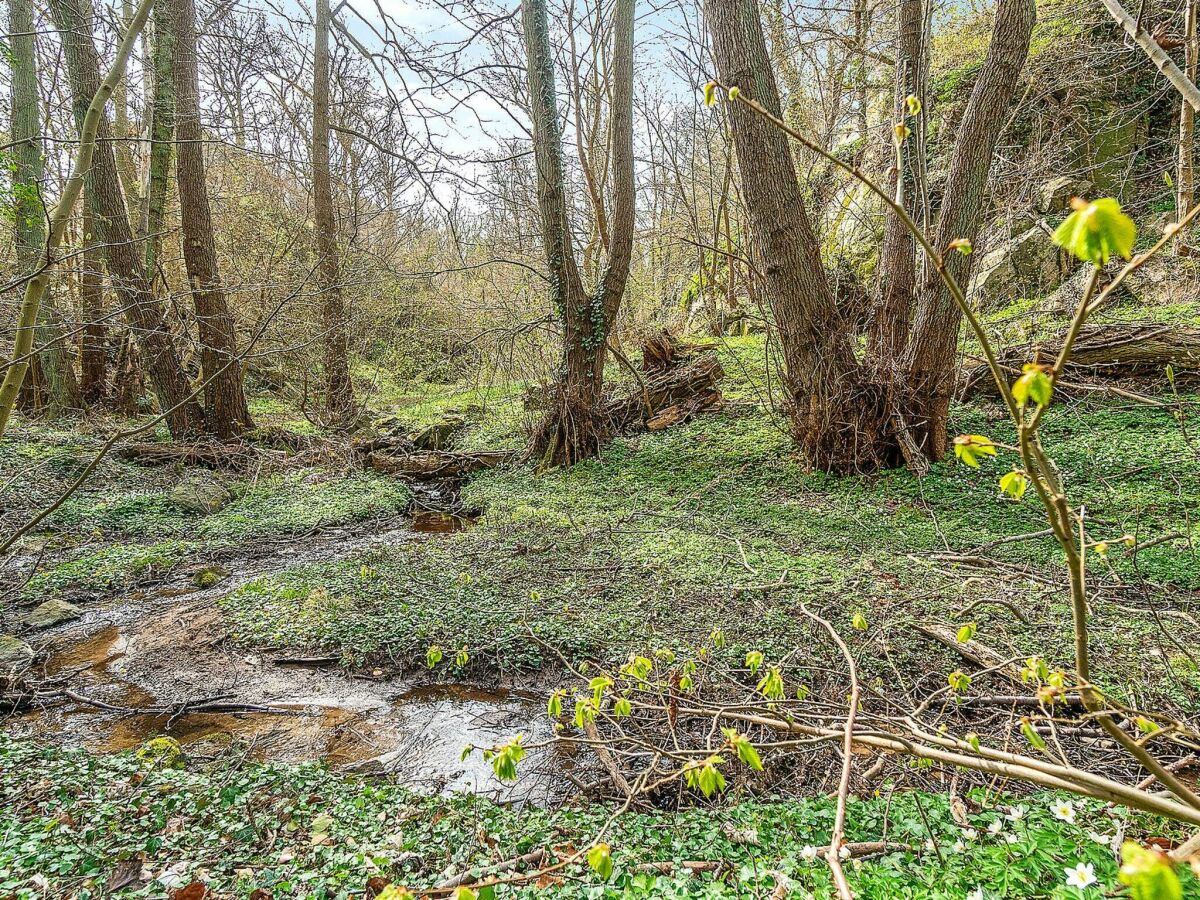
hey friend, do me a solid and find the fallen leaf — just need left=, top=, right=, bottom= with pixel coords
left=169, top=883, right=210, bottom=900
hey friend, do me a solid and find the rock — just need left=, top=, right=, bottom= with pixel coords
left=191, top=565, right=230, bottom=588
left=21, top=599, right=81, bottom=629
left=0, top=635, right=35, bottom=672
left=970, top=224, right=1069, bottom=310
left=169, top=473, right=234, bottom=515
left=1037, top=176, right=1094, bottom=214
left=410, top=416, right=467, bottom=451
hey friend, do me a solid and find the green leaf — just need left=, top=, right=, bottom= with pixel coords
left=703, top=82, right=718, bottom=107
left=745, top=650, right=764, bottom=674
left=426, top=645, right=443, bottom=669
left=1013, top=365, right=1053, bottom=408
left=952, top=435, right=996, bottom=468
left=955, top=623, right=977, bottom=644
left=723, top=729, right=764, bottom=771
left=547, top=690, right=564, bottom=719
left=1020, top=717, right=1047, bottom=751
left=851, top=612, right=869, bottom=631
left=1052, top=197, right=1137, bottom=266
left=613, top=696, right=632, bottom=718
left=1119, top=842, right=1182, bottom=900
left=756, top=666, right=785, bottom=700
left=999, top=470, right=1028, bottom=500
left=947, top=670, right=972, bottom=693
left=684, top=755, right=727, bottom=796
left=587, top=843, right=614, bottom=880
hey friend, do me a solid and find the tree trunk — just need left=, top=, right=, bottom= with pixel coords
left=903, top=0, right=1035, bottom=459
left=705, top=0, right=891, bottom=472
left=524, top=0, right=637, bottom=467
left=79, top=203, right=109, bottom=404
left=143, top=0, right=175, bottom=279
left=173, top=0, right=253, bottom=437
left=868, top=0, right=927, bottom=371
left=48, top=0, right=205, bottom=437
left=1179, top=0, right=1198, bottom=255
left=312, top=0, right=355, bottom=425
left=8, top=0, right=82, bottom=417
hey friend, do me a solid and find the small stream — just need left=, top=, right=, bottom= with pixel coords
left=3, top=516, right=578, bottom=806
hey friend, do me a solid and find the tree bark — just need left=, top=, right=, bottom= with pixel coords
left=173, top=0, right=253, bottom=436
left=79, top=203, right=109, bottom=404
left=1179, top=0, right=1198, bottom=255
left=312, top=0, right=356, bottom=425
left=143, top=0, right=176, bottom=279
left=868, top=0, right=927, bottom=370
left=903, top=0, right=1035, bottom=459
left=48, top=0, right=205, bottom=437
left=705, top=0, right=890, bottom=472
left=8, top=0, right=82, bottom=417
left=0, top=0, right=153, bottom=435
left=524, top=0, right=637, bottom=467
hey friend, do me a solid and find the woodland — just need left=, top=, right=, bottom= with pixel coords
left=2, top=0, right=1200, bottom=897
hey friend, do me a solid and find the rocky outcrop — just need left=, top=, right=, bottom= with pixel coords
left=21, top=599, right=81, bottom=629
left=970, top=223, right=1069, bottom=310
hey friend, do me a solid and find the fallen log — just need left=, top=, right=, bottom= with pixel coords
left=605, top=337, right=725, bottom=432
left=963, top=324, right=1200, bottom=397
left=366, top=448, right=516, bottom=479
left=116, top=441, right=267, bottom=471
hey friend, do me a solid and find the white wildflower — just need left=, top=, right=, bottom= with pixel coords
left=967, top=889, right=985, bottom=900
left=963, top=828, right=979, bottom=841
left=1052, top=800, right=1077, bottom=824
left=1004, top=833, right=1019, bottom=844
left=987, top=819, right=1004, bottom=835
left=1086, top=831, right=1111, bottom=846
left=838, top=845, right=852, bottom=860
left=1005, top=806, right=1026, bottom=822
left=800, top=845, right=820, bottom=862
left=1064, top=862, right=1096, bottom=889
left=953, top=840, right=967, bottom=853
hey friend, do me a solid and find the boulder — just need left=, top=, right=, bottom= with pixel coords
left=410, top=416, right=467, bottom=451
left=1037, top=176, right=1094, bottom=214
left=21, top=599, right=81, bottom=629
left=169, top=473, right=234, bottom=515
left=970, top=224, right=1069, bottom=310
left=0, top=635, right=34, bottom=673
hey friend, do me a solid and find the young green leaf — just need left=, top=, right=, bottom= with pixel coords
left=1012, top=364, right=1053, bottom=408
left=952, top=434, right=997, bottom=468
left=1052, top=196, right=1137, bottom=266
left=745, top=650, right=764, bottom=674
left=587, top=843, right=614, bottom=880
left=703, top=81, right=718, bottom=107
left=1119, top=841, right=1183, bottom=900
left=955, top=623, right=977, bottom=644
left=426, top=645, right=443, bottom=669
left=999, top=470, right=1028, bottom=500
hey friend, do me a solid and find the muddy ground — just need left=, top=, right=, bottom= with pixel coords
left=3, top=515, right=576, bottom=806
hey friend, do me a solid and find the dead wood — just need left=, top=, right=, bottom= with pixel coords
left=582, top=718, right=635, bottom=799
left=116, top=440, right=267, bottom=471
left=963, top=324, right=1200, bottom=396
left=909, top=623, right=1024, bottom=685
left=434, top=848, right=549, bottom=890
left=605, top=339, right=725, bottom=431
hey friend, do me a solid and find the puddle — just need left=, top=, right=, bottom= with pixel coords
left=411, top=511, right=475, bottom=533
left=7, top=614, right=573, bottom=806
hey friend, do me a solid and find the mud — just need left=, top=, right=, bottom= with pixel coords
left=3, top=518, right=576, bottom=806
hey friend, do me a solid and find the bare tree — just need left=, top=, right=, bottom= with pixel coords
left=48, top=0, right=206, bottom=437
left=523, top=0, right=636, bottom=466
left=313, top=0, right=356, bottom=424
left=705, top=0, right=1035, bottom=472
left=173, top=0, right=254, bottom=435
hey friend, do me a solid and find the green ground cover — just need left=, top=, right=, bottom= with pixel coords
left=3, top=737, right=1194, bottom=900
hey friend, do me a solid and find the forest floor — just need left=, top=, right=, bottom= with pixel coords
left=2, top=334, right=1199, bottom=898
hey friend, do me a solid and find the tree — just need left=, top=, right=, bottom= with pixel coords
left=48, top=0, right=206, bottom=438
left=173, top=0, right=254, bottom=436
left=312, top=0, right=356, bottom=425
left=0, top=0, right=154, bottom=435
left=7, top=0, right=82, bottom=418
left=704, top=0, right=1035, bottom=472
left=522, top=0, right=636, bottom=466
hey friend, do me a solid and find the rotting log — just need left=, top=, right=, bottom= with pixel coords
left=963, top=324, right=1200, bottom=396
left=605, top=334, right=725, bottom=432
left=116, top=441, right=267, bottom=471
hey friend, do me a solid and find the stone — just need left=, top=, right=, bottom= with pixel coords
left=0, top=635, right=34, bottom=673
left=970, top=224, right=1069, bottom=310
left=1037, top=176, right=1093, bottom=214
left=169, top=473, right=234, bottom=515
left=21, top=599, right=81, bottom=629
left=410, top=416, right=467, bottom=451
